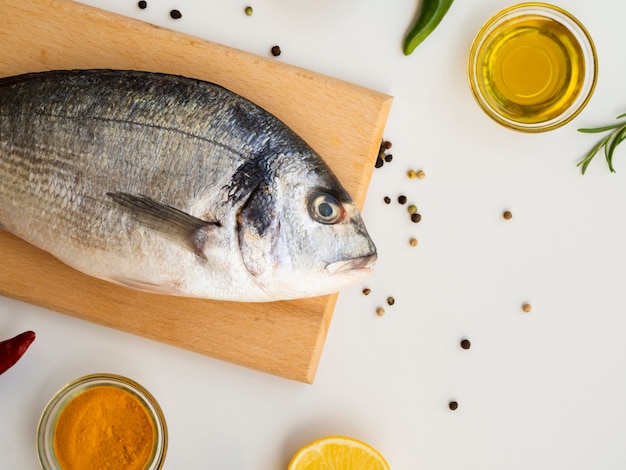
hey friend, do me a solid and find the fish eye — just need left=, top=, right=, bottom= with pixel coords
left=308, top=193, right=343, bottom=224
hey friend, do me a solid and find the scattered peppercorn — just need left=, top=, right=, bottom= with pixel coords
left=522, top=303, right=532, bottom=313
left=376, top=307, right=386, bottom=317
left=460, top=339, right=471, bottom=350
left=409, top=237, right=418, bottom=247
left=137, top=0, right=147, bottom=9
left=244, top=6, right=253, bottom=16
left=386, top=296, right=395, bottom=306
left=362, top=288, right=371, bottom=296
left=375, top=140, right=394, bottom=169
left=398, top=195, right=407, bottom=205
left=271, top=45, right=281, bottom=56
left=383, top=196, right=391, bottom=204
left=503, top=210, right=513, bottom=220
left=448, top=401, right=459, bottom=411
left=411, top=213, right=422, bottom=223
left=407, top=204, right=417, bottom=215
left=416, top=169, right=426, bottom=179
left=407, top=169, right=417, bottom=179
left=169, top=9, right=182, bottom=19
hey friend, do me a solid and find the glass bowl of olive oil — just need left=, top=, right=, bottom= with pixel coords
left=469, top=2, right=597, bottom=132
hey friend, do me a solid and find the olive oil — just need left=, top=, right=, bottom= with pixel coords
left=479, top=15, right=584, bottom=123
left=469, top=4, right=597, bottom=132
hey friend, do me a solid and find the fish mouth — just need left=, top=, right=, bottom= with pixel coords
left=325, top=253, right=377, bottom=275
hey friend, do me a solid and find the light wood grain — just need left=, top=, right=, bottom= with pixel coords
left=0, top=0, right=392, bottom=382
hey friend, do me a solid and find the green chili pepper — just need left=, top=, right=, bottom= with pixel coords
left=403, top=0, right=454, bottom=55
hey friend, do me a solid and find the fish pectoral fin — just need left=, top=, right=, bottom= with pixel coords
left=107, top=191, right=220, bottom=257
left=111, top=276, right=182, bottom=295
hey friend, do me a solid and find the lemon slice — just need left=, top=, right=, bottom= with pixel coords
left=287, top=435, right=390, bottom=470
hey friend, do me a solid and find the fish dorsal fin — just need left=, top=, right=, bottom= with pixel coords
left=107, top=192, right=219, bottom=258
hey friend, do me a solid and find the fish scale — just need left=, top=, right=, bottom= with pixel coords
left=1, top=146, right=105, bottom=248
left=0, top=70, right=376, bottom=301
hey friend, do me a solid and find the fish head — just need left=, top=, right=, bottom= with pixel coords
left=236, top=152, right=376, bottom=300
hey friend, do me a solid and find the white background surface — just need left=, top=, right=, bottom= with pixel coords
left=2, top=0, right=626, bottom=468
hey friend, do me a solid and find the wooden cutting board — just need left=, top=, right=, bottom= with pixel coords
left=0, top=0, right=392, bottom=383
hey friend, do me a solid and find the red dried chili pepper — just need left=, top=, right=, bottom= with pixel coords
left=0, top=330, right=36, bottom=375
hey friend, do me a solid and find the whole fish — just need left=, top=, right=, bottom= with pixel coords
left=0, top=70, right=376, bottom=302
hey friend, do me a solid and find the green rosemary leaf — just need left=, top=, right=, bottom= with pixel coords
left=577, top=135, right=609, bottom=174
left=618, top=128, right=626, bottom=145
left=577, top=122, right=626, bottom=133
left=577, top=116, right=626, bottom=173
left=605, top=132, right=618, bottom=173
left=607, top=126, right=626, bottom=172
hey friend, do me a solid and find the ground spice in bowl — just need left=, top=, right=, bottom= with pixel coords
left=54, top=386, right=153, bottom=469
left=37, top=374, right=167, bottom=470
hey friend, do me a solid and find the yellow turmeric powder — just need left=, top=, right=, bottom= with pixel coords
left=53, top=385, right=155, bottom=470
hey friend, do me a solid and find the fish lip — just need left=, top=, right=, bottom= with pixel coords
left=325, top=253, right=377, bottom=274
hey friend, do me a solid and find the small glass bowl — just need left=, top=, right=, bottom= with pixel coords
left=37, top=373, right=167, bottom=470
left=468, top=2, right=597, bottom=132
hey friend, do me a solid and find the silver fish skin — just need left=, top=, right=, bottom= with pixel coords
left=0, top=70, right=376, bottom=302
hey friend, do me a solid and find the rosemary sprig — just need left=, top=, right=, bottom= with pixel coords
left=577, top=113, right=626, bottom=174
